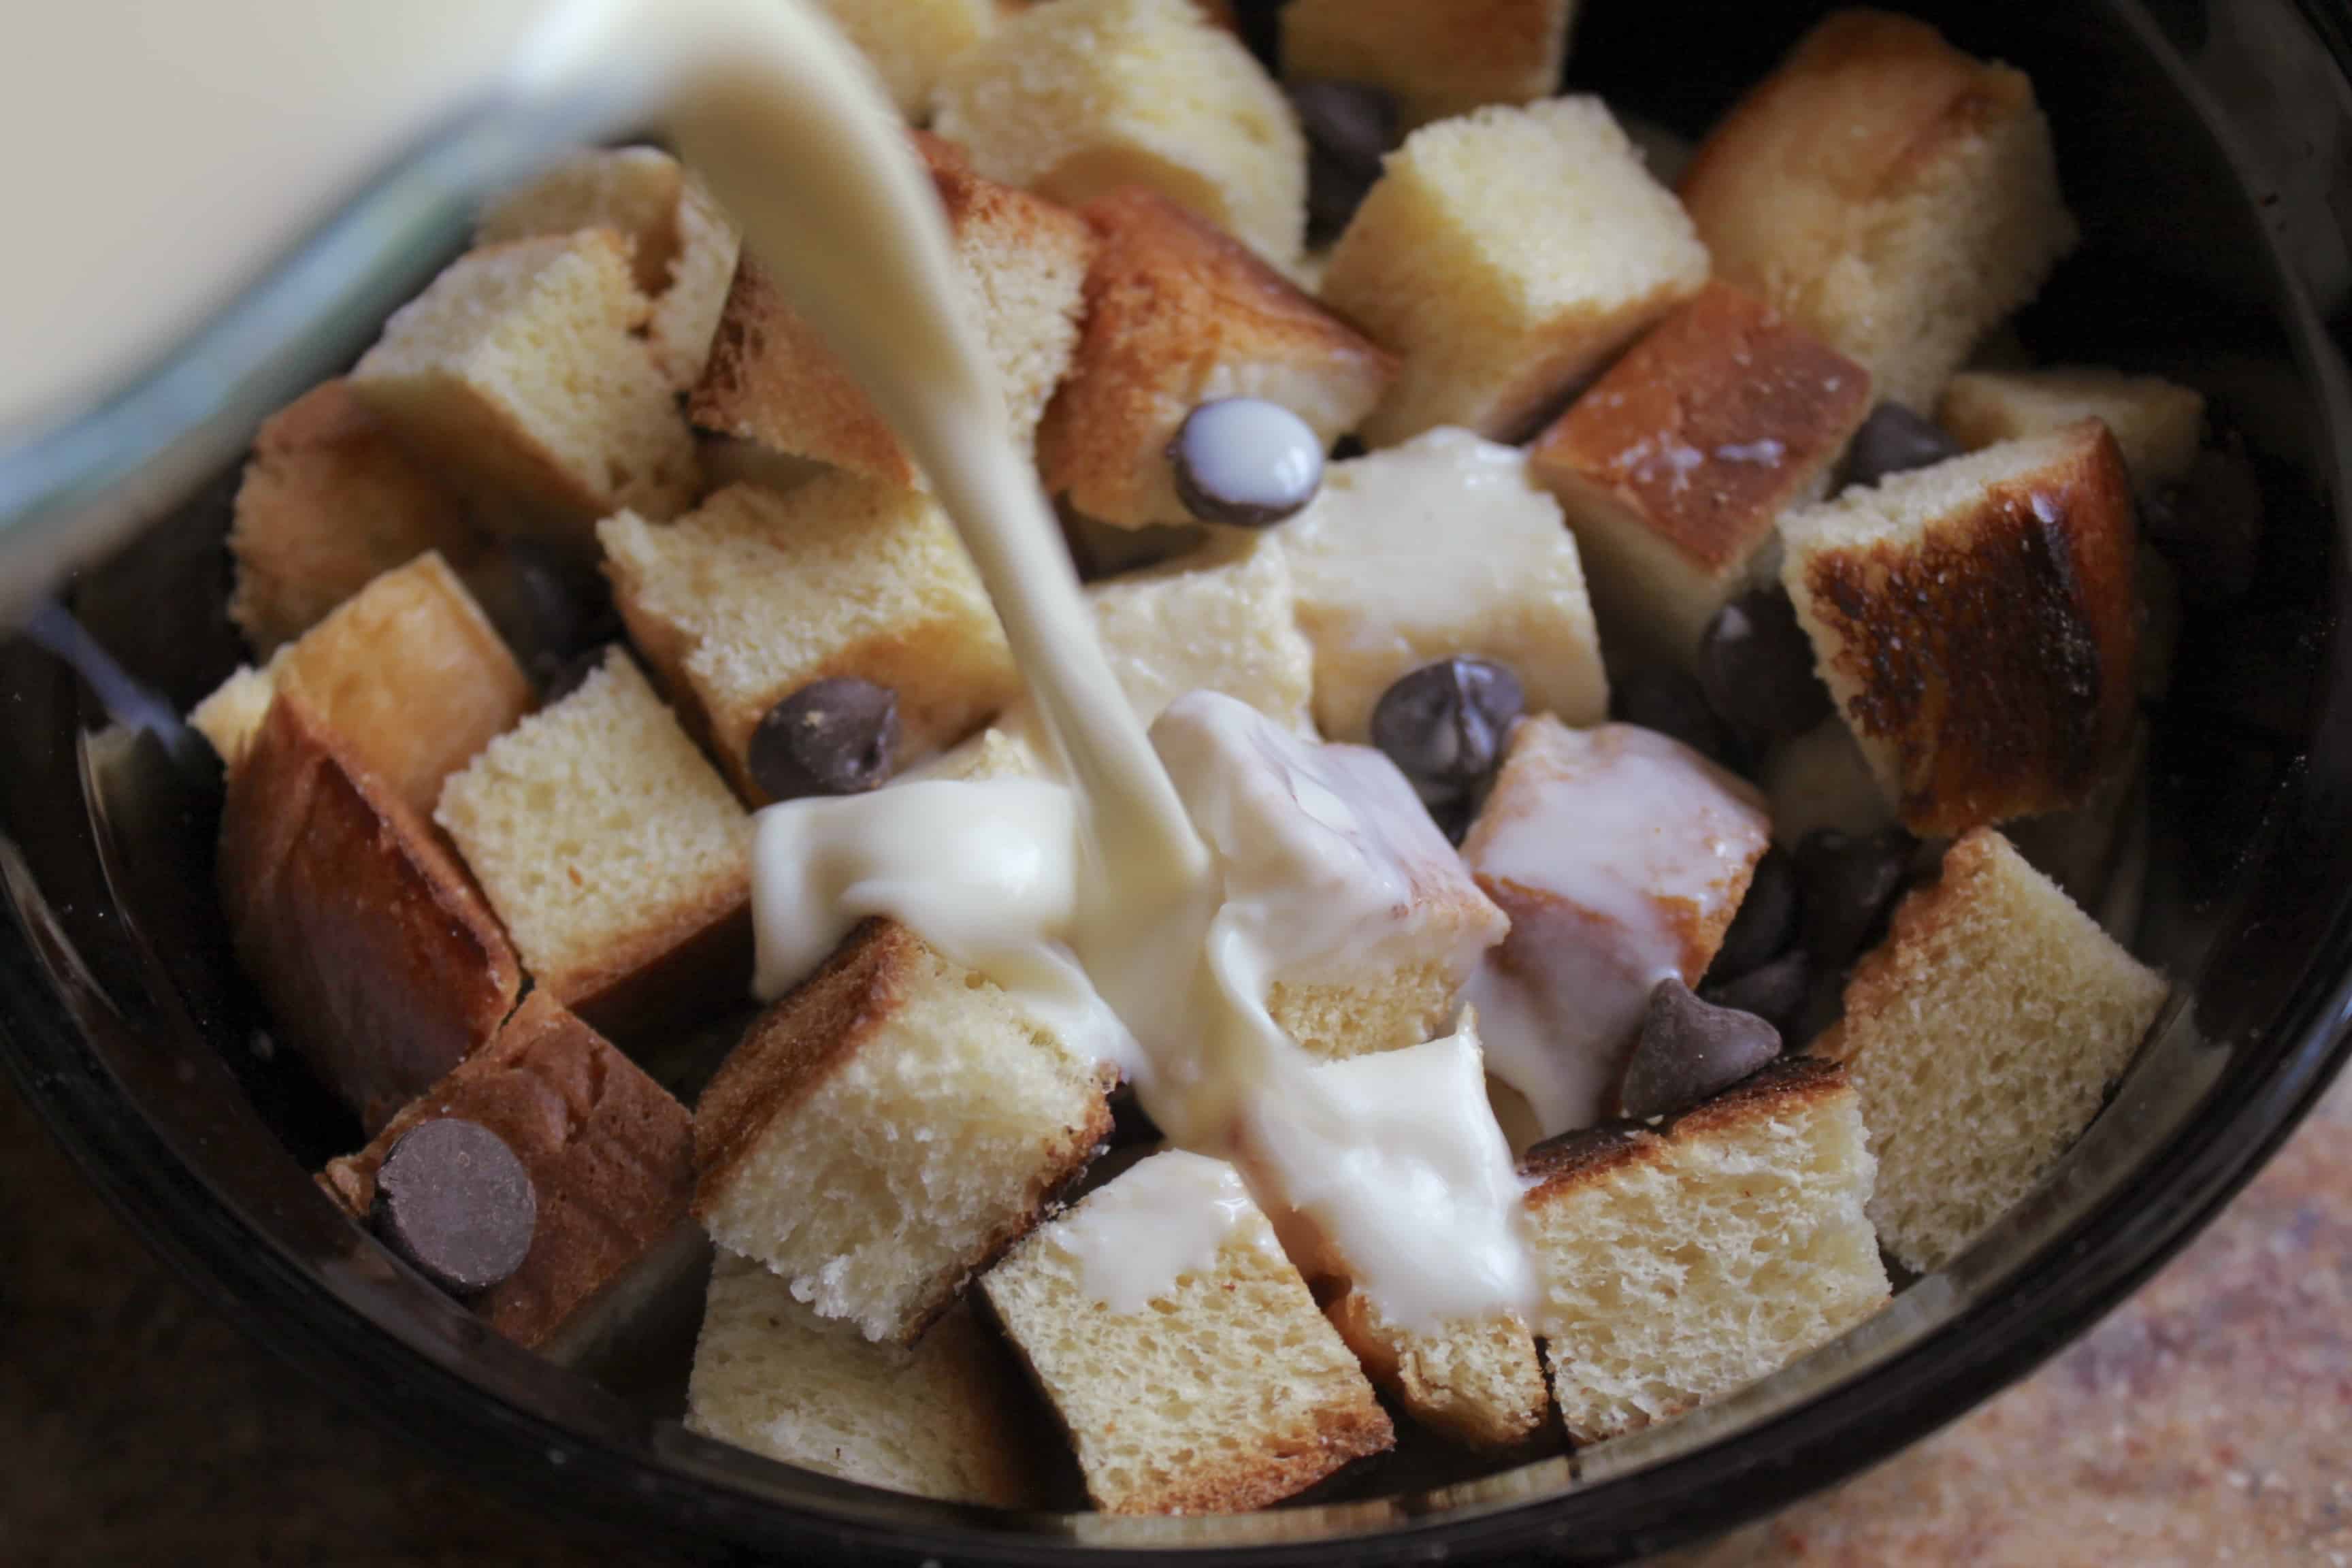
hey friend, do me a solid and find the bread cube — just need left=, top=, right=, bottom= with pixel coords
left=1280, top=428, right=1607, bottom=740
left=434, top=650, right=754, bottom=1039
left=1461, top=718, right=1771, bottom=1136
left=1761, top=718, right=1893, bottom=848
left=981, top=1150, right=1392, bottom=1512
left=686, top=1252, right=1042, bottom=1506
left=1680, top=12, right=2078, bottom=411
left=227, top=380, right=480, bottom=654
left=220, top=693, right=521, bottom=1132
left=1529, top=282, right=1873, bottom=666
left=905, top=725, right=1042, bottom=784
left=930, top=0, right=1309, bottom=267
left=1282, top=0, right=1575, bottom=128
left=1075, top=535, right=1316, bottom=733
left=190, top=663, right=280, bottom=773
left=349, top=231, right=699, bottom=534
left=1780, top=421, right=2140, bottom=836
left=1523, top=1057, right=1889, bottom=1443
left=689, top=134, right=1093, bottom=487
left=1321, top=98, right=1708, bottom=446
left=1038, top=186, right=1394, bottom=528
left=694, top=919, right=1116, bottom=1343
left=1819, top=828, right=2168, bottom=1272
left=1938, top=368, right=2205, bottom=501
left=476, top=146, right=742, bottom=390
left=1326, top=1288, right=1547, bottom=1450
left=321, top=992, right=696, bottom=1350
left=599, top=477, right=1019, bottom=799
left=812, top=0, right=1015, bottom=121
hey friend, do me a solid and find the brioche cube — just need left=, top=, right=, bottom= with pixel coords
left=190, top=664, right=281, bottom=773
left=434, top=650, right=754, bottom=1039
left=686, top=1252, right=1041, bottom=1505
left=476, top=146, right=742, bottom=390
left=813, top=0, right=1016, bottom=120
left=1819, top=828, right=2168, bottom=1273
left=1282, top=0, right=1576, bottom=128
left=1938, top=368, right=2205, bottom=501
left=1680, top=11, right=2078, bottom=411
left=1326, top=1289, right=1547, bottom=1450
left=689, top=134, right=1093, bottom=487
left=1523, top=1057, right=1889, bottom=1444
left=349, top=231, right=699, bottom=534
left=694, top=919, right=1116, bottom=1343
left=1038, top=186, right=1394, bottom=528
left=600, top=477, right=1019, bottom=799
left=1075, top=535, right=1316, bottom=733
left=906, top=725, right=1042, bottom=784
left=226, top=380, right=480, bottom=654
left=981, top=1150, right=1393, bottom=1512
left=1280, top=428, right=1607, bottom=740
left=1321, top=98, right=1709, bottom=446
left=1529, top=283, right=1873, bottom=666
left=1780, top=421, right=2140, bottom=836
left=930, top=0, right=1309, bottom=267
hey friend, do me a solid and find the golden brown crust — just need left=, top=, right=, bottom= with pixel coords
left=555, top=891, right=753, bottom=1045
left=1107, top=1394, right=1394, bottom=1516
left=1519, top=1056, right=1852, bottom=1202
left=221, top=693, right=522, bottom=1132
left=320, top=991, right=695, bottom=1350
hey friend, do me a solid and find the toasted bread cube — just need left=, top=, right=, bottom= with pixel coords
left=981, top=1150, right=1393, bottom=1512
left=190, top=664, right=280, bottom=772
left=1322, top=99, right=1708, bottom=446
left=1077, top=535, right=1316, bottom=733
left=1680, top=12, right=2078, bottom=411
left=930, top=0, right=1309, bottom=266
left=686, top=1252, right=1043, bottom=1505
left=1529, top=283, right=1873, bottom=666
left=220, top=693, right=522, bottom=1131
left=476, top=147, right=742, bottom=391
left=1938, top=368, right=2205, bottom=501
left=813, top=0, right=1017, bottom=120
left=1780, top=421, right=2140, bottom=836
left=1281, top=0, right=1575, bottom=128
left=321, top=992, right=696, bottom=1349
left=1523, top=1058, right=1889, bottom=1444
left=1819, top=828, right=2167, bottom=1272
left=1462, top=718, right=1771, bottom=1135
left=1038, top=187, right=1394, bottom=529
left=600, top=478, right=1019, bottom=799
left=435, top=650, right=753, bottom=1039
left=689, top=135, right=1094, bottom=487
left=226, top=380, right=480, bottom=654
left=1281, top=429, right=1607, bottom=741
left=1761, top=718, right=1894, bottom=848
left=695, top=919, right=1116, bottom=1343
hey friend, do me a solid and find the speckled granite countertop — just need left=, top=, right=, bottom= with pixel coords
left=3, top=1067, right=2346, bottom=1567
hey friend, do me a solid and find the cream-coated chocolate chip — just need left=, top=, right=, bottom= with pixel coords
left=1840, top=402, right=1962, bottom=491
left=372, top=1118, right=536, bottom=1296
left=1620, top=977, right=1782, bottom=1122
left=1169, top=398, right=1326, bottom=527
left=748, top=678, right=899, bottom=801
left=1370, top=657, right=1524, bottom=812
left=1697, top=588, right=1832, bottom=745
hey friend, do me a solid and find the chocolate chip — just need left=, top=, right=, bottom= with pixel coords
left=1610, top=664, right=1733, bottom=763
left=464, top=538, right=620, bottom=686
left=1620, top=977, right=1782, bottom=1122
left=1794, top=827, right=1913, bottom=966
left=1701, top=948, right=1813, bottom=1035
left=748, top=679, right=899, bottom=801
left=1840, top=402, right=1962, bottom=491
left=372, top=1119, right=536, bottom=1296
left=1169, top=398, right=1326, bottom=526
left=1370, top=657, right=1524, bottom=810
left=1697, top=588, right=1832, bottom=745
left=1711, top=845, right=1797, bottom=979
left=1287, top=79, right=1401, bottom=246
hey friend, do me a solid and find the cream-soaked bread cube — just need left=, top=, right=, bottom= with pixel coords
left=689, top=134, right=1094, bottom=488
left=904, top=725, right=1043, bottom=784
left=695, top=919, right=1116, bottom=1343
left=813, top=0, right=1017, bottom=121
left=1152, top=691, right=1509, bottom=1059
left=599, top=477, right=1019, bottom=800
left=1279, top=429, right=1607, bottom=741
left=1938, top=368, right=2205, bottom=500
left=1321, top=98, right=1709, bottom=446
left=1780, top=421, right=2140, bottom=836
left=1462, top=718, right=1771, bottom=1136
left=348, top=231, right=698, bottom=534
left=1819, top=828, right=2168, bottom=1272
left=1529, top=282, right=1873, bottom=666
left=1761, top=718, right=1894, bottom=849
left=1680, top=12, right=2077, bottom=411
left=476, top=146, right=742, bottom=390
left=1077, top=535, right=1316, bottom=733
left=1523, top=1058, right=1889, bottom=1444
left=1282, top=0, right=1576, bottom=128
left=930, top=0, right=1309, bottom=267
left=1039, top=186, right=1394, bottom=529
left=980, top=1150, right=1392, bottom=1512
left=435, top=650, right=754, bottom=1039
left=685, top=1252, right=1043, bottom=1505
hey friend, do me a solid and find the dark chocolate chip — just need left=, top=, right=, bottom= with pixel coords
left=1287, top=79, right=1402, bottom=246
left=372, top=1118, right=536, bottom=1296
left=1610, top=664, right=1733, bottom=764
left=1169, top=398, right=1326, bottom=526
left=1370, top=657, right=1524, bottom=809
left=748, top=679, right=899, bottom=801
left=1786, top=963, right=1850, bottom=1049
left=1701, top=948, right=1813, bottom=1035
left=1697, top=588, right=1832, bottom=745
left=1710, top=845, right=1797, bottom=979
left=540, top=644, right=612, bottom=706
left=1794, top=827, right=1913, bottom=966
left=1620, top=977, right=1783, bottom=1122
left=466, top=538, right=620, bottom=684
left=1840, top=402, right=1962, bottom=491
